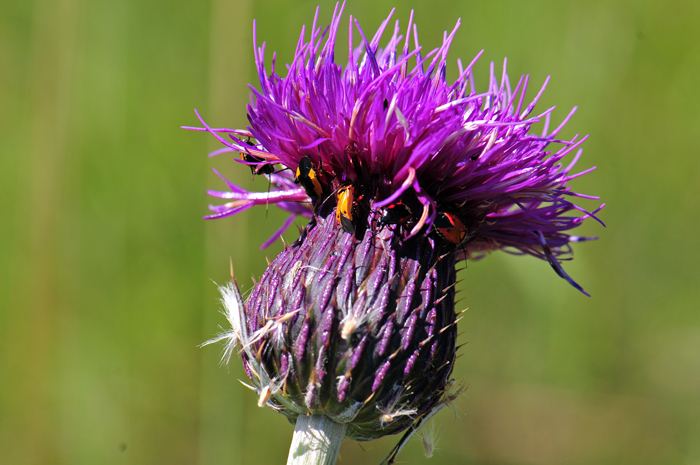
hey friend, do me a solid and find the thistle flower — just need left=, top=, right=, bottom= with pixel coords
left=188, top=3, right=603, bottom=463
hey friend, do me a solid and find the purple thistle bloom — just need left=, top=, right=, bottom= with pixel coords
left=190, top=3, right=603, bottom=462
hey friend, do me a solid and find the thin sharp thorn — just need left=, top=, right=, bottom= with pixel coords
left=239, top=379, right=257, bottom=391
left=438, top=318, right=461, bottom=334
left=435, top=360, right=452, bottom=371
left=256, top=340, right=266, bottom=360
left=442, top=282, right=458, bottom=293
left=268, top=308, right=300, bottom=324
left=245, top=361, right=260, bottom=380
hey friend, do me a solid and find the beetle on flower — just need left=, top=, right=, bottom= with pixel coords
left=185, top=3, right=604, bottom=464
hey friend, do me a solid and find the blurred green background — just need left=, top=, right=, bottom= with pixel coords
left=1, top=0, right=699, bottom=463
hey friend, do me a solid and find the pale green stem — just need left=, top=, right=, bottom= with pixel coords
left=286, top=414, right=347, bottom=465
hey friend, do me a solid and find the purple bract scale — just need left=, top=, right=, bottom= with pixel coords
left=403, top=350, right=420, bottom=377
left=376, top=319, right=394, bottom=358
left=372, top=361, right=392, bottom=392
left=348, top=335, right=368, bottom=372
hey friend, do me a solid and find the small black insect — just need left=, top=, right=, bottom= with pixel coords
left=241, top=152, right=275, bottom=176
left=377, top=202, right=412, bottom=227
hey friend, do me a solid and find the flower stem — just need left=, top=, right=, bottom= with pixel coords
left=286, top=414, right=347, bottom=465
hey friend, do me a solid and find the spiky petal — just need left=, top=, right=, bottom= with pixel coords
left=185, top=3, right=603, bottom=293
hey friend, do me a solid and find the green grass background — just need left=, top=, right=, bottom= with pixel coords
left=1, top=0, right=699, bottom=463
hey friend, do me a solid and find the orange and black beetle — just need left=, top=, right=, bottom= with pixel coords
left=295, top=156, right=324, bottom=199
left=336, top=186, right=355, bottom=234
left=241, top=152, right=275, bottom=176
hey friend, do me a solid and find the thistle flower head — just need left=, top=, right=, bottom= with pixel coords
left=191, top=2, right=603, bottom=454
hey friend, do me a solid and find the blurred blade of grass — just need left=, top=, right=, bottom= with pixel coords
left=197, top=1, right=251, bottom=465
left=0, top=0, right=80, bottom=463
left=2, top=0, right=213, bottom=463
